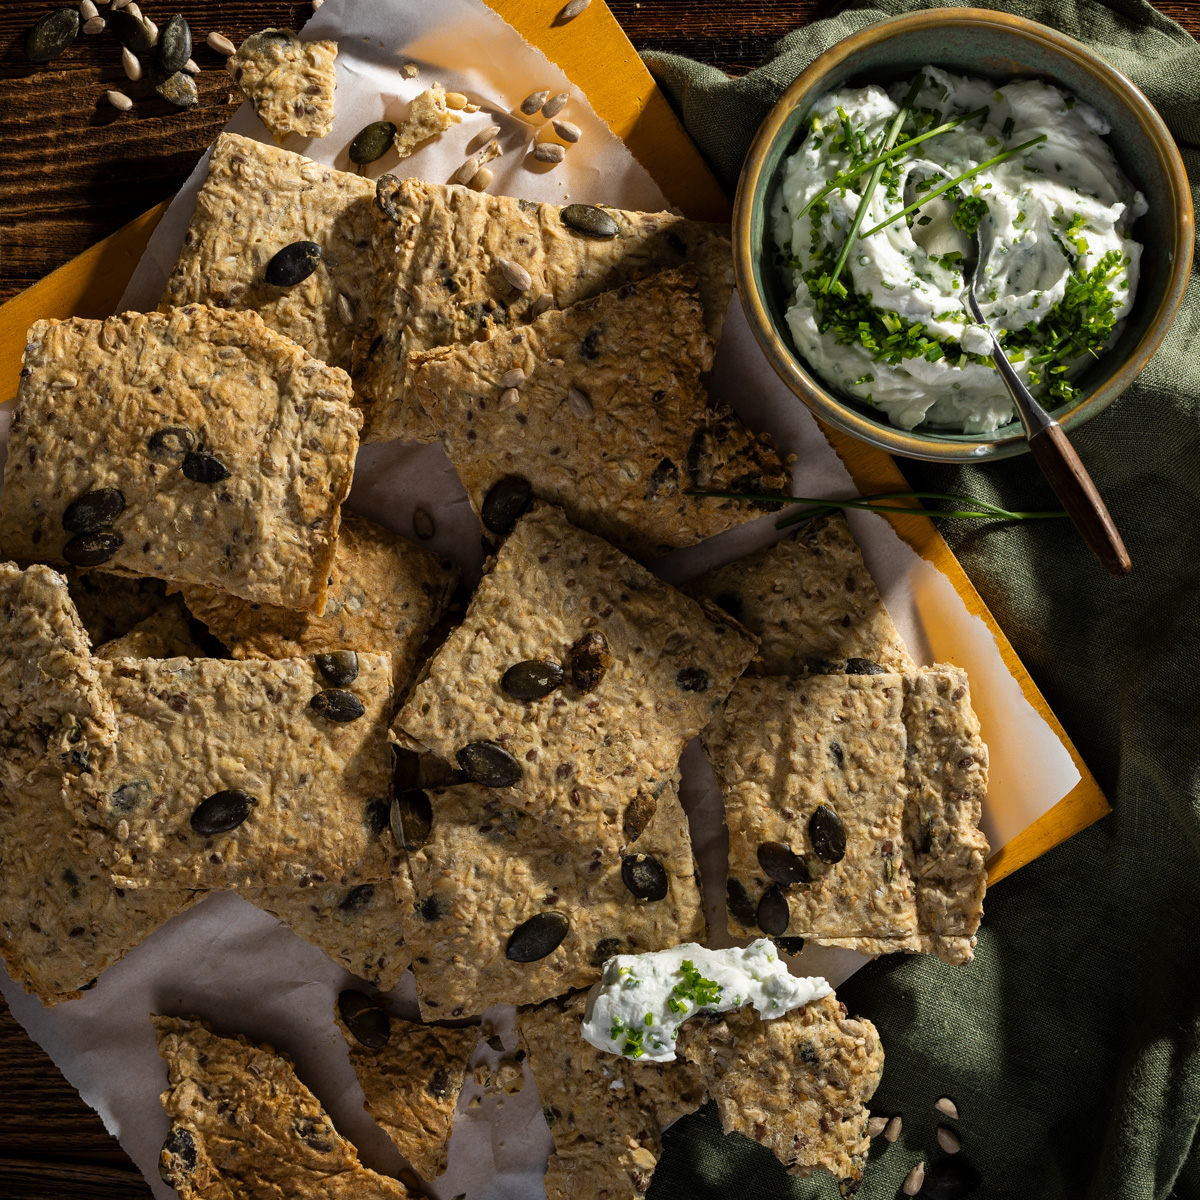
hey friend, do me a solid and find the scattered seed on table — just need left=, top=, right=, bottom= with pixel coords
left=105, top=89, right=133, bottom=111
left=112, top=0, right=130, bottom=8
left=125, top=1, right=141, bottom=18
left=24, top=8, right=80, bottom=63
left=884, top=1115, right=902, bottom=1142
left=453, top=156, right=479, bottom=185
left=935, top=1097, right=959, bottom=1120
left=498, top=258, right=532, bottom=291
left=122, top=46, right=142, bottom=80
left=445, top=91, right=468, bottom=110
left=312, top=0, right=324, bottom=8
left=84, top=15, right=105, bottom=34
left=110, top=8, right=152, bottom=51
left=499, top=387, right=520, bottom=409
left=560, top=0, right=591, bottom=19
left=182, top=57, right=199, bottom=73
left=520, top=89, right=549, bottom=115
left=142, top=16, right=158, bottom=46
left=80, top=0, right=98, bottom=19
left=469, top=166, right=493, bottom=191
left=156, top=13, right=191, bottom=73
left=500, top=368, right=526, bottom=389
left=552, top=119, right=581, bottom=143
left=534, top=142, right=565, bottom=163
left=567, top=387, right=592, bottom=418
left=868, top=1116, right=888, bottom=1138
left=531, top=292, right=553, bottom=317
left=154, top=69, right=198, bottom=108
left=936, top=1126, right=961, bottom=1154
left=349, top=119, right=396, bottom=164
left=473, top=123, right=502, bottom=149
left=541, top=91, right=569, bottom=118
left=337, top=293, right=354, bottom=324
left=207, top=30, right=235, bottom=56
left=902, top=1163, right=926, bottom=1196
left=402, top=61, right=419, bottom=77
left=412, top=507, right=435, bottom=540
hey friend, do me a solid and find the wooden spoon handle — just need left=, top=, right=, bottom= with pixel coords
left=1028, top=424, right=1131, bottom=576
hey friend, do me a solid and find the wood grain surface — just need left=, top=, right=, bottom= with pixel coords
left=0, top=2, right=1197, bottom=1197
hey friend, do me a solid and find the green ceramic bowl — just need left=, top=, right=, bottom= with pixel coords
left=733, top=7, right=1193, bottom=461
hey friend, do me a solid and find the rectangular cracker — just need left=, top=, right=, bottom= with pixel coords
left=685, top=512, right=914, bottom=675
left=177, top=512, right=460, bottom=692
left=393, top=780, right=705, bottom=1018
left=0, top=307, right=360, bottom=614
left=518, top=990, right=707, bottom=1200
left=676, top=994, right=883, bottom=1193
left=334, top=993, right=475, bottom=1179
left=160, top=133, right=376, bottom=379
left=362, top=175, right=735, bottom=442
left=393, top=503, right=757, bottom=838
left=406, top=268, right=790, bottom=560
left=154, top=1015, right=415, bottom=1200
left=228, top=32, right=338, bottom=139
left=95, top=602, right=202, bottom=661
left=67, top=654, right=396, bottom=890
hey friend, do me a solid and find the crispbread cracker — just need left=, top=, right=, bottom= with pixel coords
left=0, top=307, right=360, bottom=613
left=68, top=654, right=396, bottom=890
left=154, top=1015, right=415, bottom=1200
left=407, top=268, right=790, bottom=560
left=95, top=602, right=202, bottom=661
left=179, top=512, right=459, bottom=691
left=686, top=512, right=914, bottom=675
left=393, top=85, right=462, bottom=159
left=229, top=30, right=338, bottom=139
left=363, top=176, right=735, bottom=442
left=335, top=993, right=474, bottom=1177
left=394, top=781, right=704, bottom=1018
left=160, top=133, right=376, bottom=377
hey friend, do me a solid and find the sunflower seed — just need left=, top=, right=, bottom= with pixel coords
left=105, top=88, right=132, bottom=110
left=810, top=804, right=847, bottom=863
left=315, top=651, right=359, bottom=687
left=756, top=841, right=809, bottom=885
left=868, top=1116, right=888, bottom=1138
left=520, top=89, right=550, bottom=115
left=937, top=1126, right=961, bottom=1154
left=497, top=258, right=532, bottom=292
left=265, top=241, right=322, bottom=286
left=506, top=912, right=568, bottom=962
left=110, top=8, right=152, bottom=52
left=453, top=157, right=479, bottom=185
left=756, top=884, right=790, bottom=935
left=531, top=292, right=554, bottom=317
left=338, top=990, right=390, bottom=1049
left=125, top=2, right=141, bottom=18
left=337, top=293, right=354, bottom=324
left=559, top=0, right=590, bottom=19
left=444, top=91, right=468, bottom=110
left=349, top=120, right=396, bottom=164
left=567, top=387, right=592, bottom=418
left=500, top=368, right=526, bottom=389
left=312, top=0, right=324, bottom=8
left=621, top=853, right=668, bottom=901
left=84, top=16, right=105, bottom=33
left=63, top=488, right=125, bottom=534
left=533, top=142, right=565, bottom=164
left=391, top=788, right=432, bottom=849
left=182, top=57, right=199, bottom=73
left=191, top=789, right=255, bottom=835
left=310, top=689, right=365, bottom=723
left=63, top=531, right=122, bottom=567
left=457, top=741, right=522, bottom=788
left=541, top=91, right=569, bottom=118
left=499, top=387, right=520, bottom=409
left=884, top=1115, right=902, bottom=1142
left=154, top=70, right=198, bottom=108
left=903, top=1163, right=926, bottom=1196
left=80, top=0, right=98, bottom=18
left=182, top=451, right=231, bottom=483
left=412, top=506, right=435, bottom=539
left=469, top=167, right=493, bottom=191
left=402, top=61, right=418, bottom=78
left=935, top=1097, right=959, bottom=1119
left=206, top=31, right=235, bottom=56
left=121, top=46, right=142, bottom=80
left=552, top=119, right=581, bottom=143
left=481, top=475, right=532, bottom=534
left=473, top=123, right=502, bottom=149
left=676, top=666, right=710, bottom=692
left=561, top=203, right=618, bottom=238
left=142, top=16, right=158, bottom=46
left=112, top=0, right=131, bottom=8
left=569, top=631, right=612, bottom=693
left=157, top=14, right=192, bottom=74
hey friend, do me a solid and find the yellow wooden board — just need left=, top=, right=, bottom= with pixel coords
left=0, top=0, right=1108, bottom=885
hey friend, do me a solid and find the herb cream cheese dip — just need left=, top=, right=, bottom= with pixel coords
left=774, top=65, right=1146, bottom=432
left=580, top=940, right=831, bottom=1062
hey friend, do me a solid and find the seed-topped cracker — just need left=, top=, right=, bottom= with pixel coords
left=517, top=990, right=707, bottom=1200
left=95, top=602, right=202, bottom=661
left=67, top=654, right=396, bottom=891
left=685, top=512, right=914, bottom=675
left=362, top=176, right=735, bottom=442
left=406, top=268, right=789, bottom=560
left=0, top=307, right=360, bottom=614
left=392, top=780, right=704, bottom=1018
left=393, top=85, right=462, bottom=160
left=334, top=989, right=475, bottom=1178
left=178, top=513, right=459, bottom=692
left=160, top=133, right=376, bottom=378
left=393, top=503, right=757, bottom=837
left=676, top=994, right=884, bottom=1194
left=154, top=1015, right=416, bottom=1200
left=228, top=30, right=338, bottom=139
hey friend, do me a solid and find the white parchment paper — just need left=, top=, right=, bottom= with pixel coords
left=1, top=1, right=1082, bottom=1196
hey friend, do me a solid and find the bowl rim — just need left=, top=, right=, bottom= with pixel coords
left=732, top=6, right=1195, bottom=463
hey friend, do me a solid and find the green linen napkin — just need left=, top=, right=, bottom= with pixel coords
left=642, top=3, right=1200, bottom=1198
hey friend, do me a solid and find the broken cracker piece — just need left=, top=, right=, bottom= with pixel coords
left=394, top=84, right=463, bottom=160
left=229, top=29, right=338, bottom=139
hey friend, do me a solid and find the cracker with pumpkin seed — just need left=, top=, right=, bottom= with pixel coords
left=363, top=175, right=735, bottom=443
left=406, top=268, right=790, bottom=560
left=177, top=512, right=459, bottom=692
left=154, top=1015, right=417, bottom=1200
left=334, top=989, right=475, bottom=1177
left=392, top=779, right=704, bottom=1018
left=685, top=512, right=915, bottom=675
left=228, top=29, right=338, bottom=140
left=517, top=989, right=707, bottom=1200
left=393, top=84, right=462, bottom=160
left=95, top=601, right=202, bottom=661
left=392, top=503, right=757, bottom=840
left=0, top=307, right=360, bottom=614
left=160, top=133, right=376, bottom=378
left=66, top=654, right=396, bottom=891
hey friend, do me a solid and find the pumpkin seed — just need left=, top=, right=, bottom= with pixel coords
left=533, top=142, right=565, bottom=164
left=567, top=386, right=592, bottom=418
left=25, top=9, right=80, bottom=63
left=349, top=120, right=397, bottom=164
left=506, top=911, right=569, bottom=962
left=62, top=488, right=125, bottom=534
left=902, top=1163, right=926, bottom=1196
left=937, top=1126, right=961, bottom=1154
left=541, top=91, right=569, bottom=118
left=182, top=451, right=231, bottom=484
left=148, top=425, right=196, bottom=459
left=110, top=780, right=152, bottom=813
left=590, top=936, right=623, bottom=967
left=390, top=788, right=432, bottom=849
left=156, top=13, right=191, bottom=74
left=63, top=531, right=122, bottom=567
left=756, top=841, right=809, bottom=886
left=501, top=659, right=563, bottom=701
left=884, top=1115, right=902, bottom=1142
left=121, top=47, right=142, bottom=81
left=918, top=1159, right=982, bottom=1200
left=622, top=792, right=657, bottom=842
left=412, top=506, right=435, bottom=539
left=675, top=667, right=709, bottom=692
left=621, top=853, right=668, bottom=901
left=338, top=989, right=391, bottom=1049
left=110, top=8, right=153, bottom=52
left=809, top=804, right=847, bottom=863
left=846, top=657, right=886, bottom=675
left=206, top=30, right=235, bottom=56
left=559, top=0, right=591, bottom=18
left=561, top=204, right=618, bottom=238
left=867, top=1116, right=888, bottom=1138
left=190, top=789, right=255, bottom=835
left=338, top=883, right=375, bottom=913
left=569, top=630, right=612, bottom=693
left=497, top=257, right=532, bottom=292
left=481, top=475, right=532, bottom=535
left=315, top=650, right=359, bottom=687
left=457, top=741, right=522, bottom=787
left=520, top=89, right=550, bottom=115
left=154, top=69, right=198, bottom=108
left=727, top=877, right=758, bottom=927
left=756, top=884, right=790, bottom=935
left=310, top=689, right=365, bottom=722
left=266, top=240, right=322, bottom=287
left=552, top=119, right=581, bottom=143
left=84, top=17, right=105, bottom=36
left=160, top=1127, right=197, bottom=1183
left=363, top=799, right=389, bottom=838
left=935, top=1096, right=959, bottom=1119
left=772, top=935, right=806, bottom=956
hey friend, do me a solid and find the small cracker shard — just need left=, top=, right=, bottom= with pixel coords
left=179, top=512, right=460, bottom=692
left=95, top=602, right=202, bottom=661
left=517, top=990, right=707, bottom=1200
left=362, top=176, right=735, bottom=442
left=686, top=512, right=915, bottom=674
left=67, top=654, right=396, bottom=891
left=161, top=133, right=376, bottom=379
left=334, top=994, right=474, bottom=1177
left=228, top=29, right=338, bottom=139
left=393, top=84, right=462, bottom=160
left=0, top=307, right=360, bottom=614
left=153, top=1015, right=415, bottom=1200
left=407, top=267, right=790, bottom=560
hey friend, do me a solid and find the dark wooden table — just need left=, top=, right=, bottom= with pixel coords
left=1, top=1, right=1197, bottom=1196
